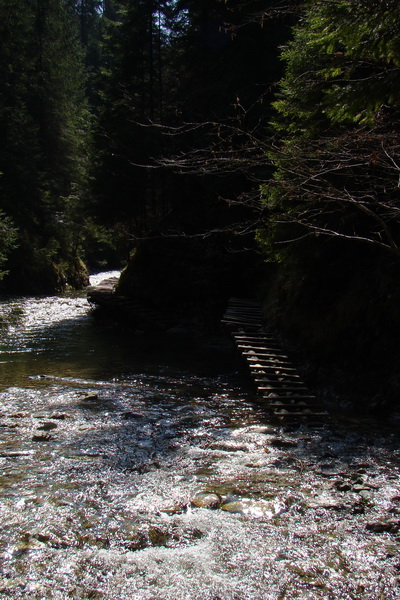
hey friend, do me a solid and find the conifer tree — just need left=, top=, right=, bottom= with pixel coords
left=262, top=0, right=400, bottom=258
left=0, top=0, right=92, bottom=291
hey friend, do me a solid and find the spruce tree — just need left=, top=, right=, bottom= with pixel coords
left=0, top=0, right=92, bottom=292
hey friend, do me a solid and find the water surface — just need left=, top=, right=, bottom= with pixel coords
left=0, top=274, right=399, bottom=599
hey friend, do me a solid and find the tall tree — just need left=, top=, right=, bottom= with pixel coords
left=253, top=0, right=400, bottom=376
left=0, top=0, right=92, bottom=292
left=93, top=0, right=172, bottom=244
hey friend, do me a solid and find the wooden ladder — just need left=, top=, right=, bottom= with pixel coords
left=222, top=298, right=329, bottom=426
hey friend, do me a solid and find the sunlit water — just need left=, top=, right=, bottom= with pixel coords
left=0, top=273, right=399, bottom=599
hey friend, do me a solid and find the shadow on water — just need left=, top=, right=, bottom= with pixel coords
left=0, top=296, right=241, bottom=387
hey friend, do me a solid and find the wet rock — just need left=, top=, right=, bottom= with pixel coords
left=0, top=451, right=32, bottom=458
left=382, top=542, right=398, bottom=557
left=208, top=441, right=250, bottom=452
left=77, top=534, right=110, bottom=549
left=316, top=463, right=345, bottom=477
left=122, top=411, right=143, bottom=420
left=221, top=500, right=244, bottom=513
left=33, top=412, right=48, bottom=419
left=308, top=494, right=346, bottom=511
left=8, top=412, right=28, bottom=418
left=51, top=413, right=71, bottom=420
left=334, top=479, right=352, bottom=492
left=30, top=532, right=51, bottom=544
left=270, top=437, right=298, bottom=449
left=220, top=497, right=282, bottom=517
left=80, top=393, right=98, bottom=402
left=32, top=433, right=52, bottom=442
left=245, top=460, right=268, bottom=468
left=352, top=484, right=372, bottom=493
left=37, top=422, right=58, bottom=431
left=148, top=525, right=171, bottom=546
left=251, top=426, right=278, bottom=434
left=351, top=501, right=365, bottom=514
left=160, top=503, right=187, bottom=515
left=191, top=492, right=221, bottom=509
left=366, top=520, right=400, bottom=534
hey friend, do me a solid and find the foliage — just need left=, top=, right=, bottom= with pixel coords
left=0, top=0, right=94, bottom=291
left=0, top=305, right=24, bottom=329
left=263, top=0, right=400, bottom=259
left=0, top=209, right=18, bottom=280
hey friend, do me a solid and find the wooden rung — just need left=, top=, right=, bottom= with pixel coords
left=258, top=390, right=308, bottom=398
left=236, top=339, right=279, bottom=344
left=226, top=310, right=262, bottom=314
left=262, top=390, right=314, bottom=396
left=243, top=353, right=290, bottom=362
left=255, top=374, right=302, bottom=381
left=270, top=411, right=328, bottom=418
left=246, top=360, right=293, bottom=368
left=225, top=310, right=262, bottom=316
left=223, top=316, right=262, bottom=322
left=233, top=332, right=274, bottom=336
left=249, top=364, right=297, bottom=372
left=267, top=399, right=319, bottom=406
left=242, top=348, right=288, bottom=354
left=247, top=361, right=293, bottom=368
left=234, top=335, right=277, bottom=339
left=235, top=337, right=278, bottom=343
left=237, top=345, right=284, bottom=352
left=229, top=298, right=261, bottom=305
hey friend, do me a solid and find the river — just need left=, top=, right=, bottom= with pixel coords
left=0, top=273, right=399, bottom=599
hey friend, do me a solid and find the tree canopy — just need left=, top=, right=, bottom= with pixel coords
left=2, top=0, right=400, bottom=388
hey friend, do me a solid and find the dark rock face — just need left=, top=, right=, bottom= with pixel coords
left=3, top=253, right=89, bottom=294
left=115, top=236, right=266, bottom=329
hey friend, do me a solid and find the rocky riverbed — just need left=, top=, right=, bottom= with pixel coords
left=0, top=276, right=399, bottom=599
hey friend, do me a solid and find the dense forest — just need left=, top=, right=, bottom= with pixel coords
left=1, top=0, right=400, bottom=409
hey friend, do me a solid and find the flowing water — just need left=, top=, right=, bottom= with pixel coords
left=0, top=273, right=399, bottom=599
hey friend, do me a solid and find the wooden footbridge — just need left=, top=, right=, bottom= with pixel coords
left=222, top=298, right=329, bottom=426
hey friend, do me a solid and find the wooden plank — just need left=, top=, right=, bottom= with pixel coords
left=243, top=352, right=290, bottom=361
left=248, top=364, right=298, bottom=372
left=258, top=390, right=308, bottom=397
left=237, top=343, right=284, bottom=351
left=222, top=297, right=330, bottom=426
left=255, top=375, right=303, bottom=382
left=262, top=393, right=316, bottom=399
left=246, top=360, right=293, bottom=368
left=268, top=399, right=319, bottom=405
left=229, top=298, right=262, bottom=306
left=270, top=412, right=328, bottom=421
left=234, top=333, right=276, bottom=338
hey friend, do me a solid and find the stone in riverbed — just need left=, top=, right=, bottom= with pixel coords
left=366, top=520, right=400, bottom=533
left=220, top=500, right=244, bottom=513
left=160, top=503, right=187, bottom=515
left=37, top=422, right=58, bottom=431
left=32, top=433, right=52, bottom=442
left=79, top=393, right=99, bottom=402
left=51, top=413, right=71, bottom=420
left=191, top=492, right=221, bottom=509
